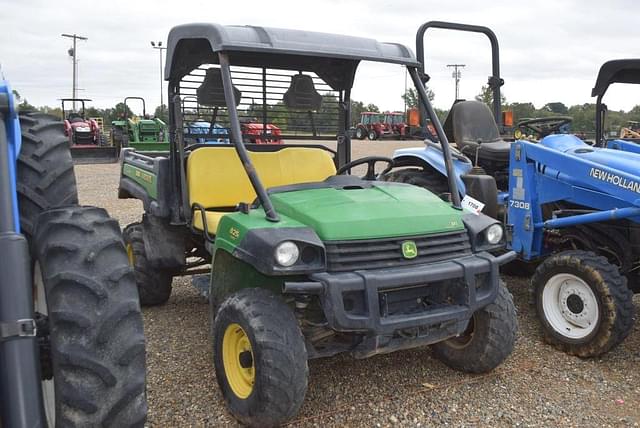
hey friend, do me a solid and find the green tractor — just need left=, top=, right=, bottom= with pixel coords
left=110, top=96, right=169, bottom=152
left=118, top=23, right=518, bottom=427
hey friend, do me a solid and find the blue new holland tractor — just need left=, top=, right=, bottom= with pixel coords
left=385, top=21, right=636, bottom=357
left=0, top=80, right=147, bottom=426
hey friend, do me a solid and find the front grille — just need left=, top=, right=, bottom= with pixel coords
left=324, top=230, right=472, bottom=272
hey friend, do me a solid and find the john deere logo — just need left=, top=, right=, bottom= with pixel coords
left=401, top=241, right=418, bottom=259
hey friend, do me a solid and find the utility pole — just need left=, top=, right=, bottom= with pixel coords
left=150, top=41, right=167, bottom=119
left=447, top=64, right=465, bottom=100
left=62, top=33, right=88, bottom=111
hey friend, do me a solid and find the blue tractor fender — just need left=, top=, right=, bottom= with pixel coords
left=391, top=144, right=473, bottom=196
left=1, top=80, right=22, bottom=232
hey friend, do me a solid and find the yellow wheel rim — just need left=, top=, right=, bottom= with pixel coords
left=514, top=129, right=523, bottom=139
left=126, top=243, right=135, bottom=266
left=222, top=323, right=255, bottom=399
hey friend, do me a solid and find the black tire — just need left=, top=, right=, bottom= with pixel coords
left=123, top=222, right=173, bottom=306
left=213, top=288, right=308, bottom=427
left=432, top=282, right=517, bottom=373
left=532, top=250, right=634, bottom=357
left=367, top=129, right=377, bottom=140
left=355, top=126, right=366, bottom=140
left=382, top=167, right=450, bottom=196
left=34, top=206, right=147, bottom=426
left=17, top=112, right=78, bottom=239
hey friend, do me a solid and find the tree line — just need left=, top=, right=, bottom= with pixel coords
left=13, top=86, right=640, bottom=135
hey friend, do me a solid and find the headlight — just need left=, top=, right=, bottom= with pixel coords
left=275, top=241, right=299, bottom=267
left=76, top=126, right=91, bottom=132
left=485, top=224, right=504, bottom=245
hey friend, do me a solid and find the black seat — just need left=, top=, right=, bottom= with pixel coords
left=449, top=101, right=510, bottom=163
left=283, top=74, right=322, bottom=110
left=197, top=68, right=241, bottom=107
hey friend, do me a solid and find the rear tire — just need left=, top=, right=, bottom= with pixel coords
left=355, top=127, right=366, bottom=140
left=34, top=206, right=147, bottom=427
left=213, top=288, right=308, bottom=427
left=532, top=250, right=634, bottom=357
left=432, top=282, right=517, bottom=373
left=382, top=167, right=449, bottom=195
left=17, top=112, right=77, bottom=239
left=123, top=222, right=173, bottom=306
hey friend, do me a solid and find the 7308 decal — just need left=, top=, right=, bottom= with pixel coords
left=510, top=200, right=530, bottom=210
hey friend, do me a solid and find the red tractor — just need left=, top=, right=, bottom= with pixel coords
left=354, top=111, right=407, bottom=140
left=61, top=98, right=103, bottom=145
left=241, top=122, right=283, bottom=144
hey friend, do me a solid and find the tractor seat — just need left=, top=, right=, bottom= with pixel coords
left=283, top=74, right=323, bottom=110
left=187, top=146, right=336, bottom=233
left=450, top=101, right=511, bottom=163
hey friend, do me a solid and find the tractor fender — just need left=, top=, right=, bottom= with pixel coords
left=391, top=145, right=473, bottom=196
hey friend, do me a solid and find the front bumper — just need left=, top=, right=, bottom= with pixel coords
left=287, top=251, right=515, bottom=357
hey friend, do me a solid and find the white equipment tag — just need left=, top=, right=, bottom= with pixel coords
left=461, top=195, right=485, bottom=215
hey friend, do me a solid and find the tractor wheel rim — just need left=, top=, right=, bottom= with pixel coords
left=445, top=314, right=476, bottom=349
left=222, top=323, right=255, bottom=399
left=126, top=243, right=135, bottom=266
left=34, top=263, right=56, bottom=427
left=542, top=273, right=599, bottom=339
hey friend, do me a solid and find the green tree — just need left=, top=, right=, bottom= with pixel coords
left=475, top=85, right=506, bottom=110
left=365, top=103, right=380, bottom=113
left=508, top=102, right=537, bottom=123
left=544, top=102, right=568, bottom=115
left=154, top=104, right=169, bottom=123
left=401, top=87, right=434, bottom=109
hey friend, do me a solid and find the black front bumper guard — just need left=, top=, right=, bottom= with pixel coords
left=284, top=251, right=515, bottom=357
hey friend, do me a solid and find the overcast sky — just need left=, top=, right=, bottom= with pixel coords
left=1, top=0, right=639, bottom=114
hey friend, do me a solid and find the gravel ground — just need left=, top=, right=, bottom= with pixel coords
left=75, top=139, right=640, bottom=427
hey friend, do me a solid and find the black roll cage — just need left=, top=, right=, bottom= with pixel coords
left=591, top=59, right=640, bottom=146
left=165, top=23, right=464, bottom=225
left=415, top=21, right=504, bottom=131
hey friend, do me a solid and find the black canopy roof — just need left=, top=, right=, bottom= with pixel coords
left=591, top=59, right=640, bottom=97
left=165, top=23, right=419, bottom=86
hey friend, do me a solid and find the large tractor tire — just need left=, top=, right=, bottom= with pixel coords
left=431, top=282, right=517, bottom=373
left=123, top=222, right=173, bottom=306
left=213, top=288, right=308, bottom=427
left=17, top=112, right=77, bottom=239
left=532, top=250, right=634, bottom=357
left=355, top=126, right=366, bottom=140
left=34, top=206, right=147, bottom=427
left=382, top=167, right=450, bottom=196
left=16, top=112, right=147, bottom=426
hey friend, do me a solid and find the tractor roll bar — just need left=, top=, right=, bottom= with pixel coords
left=408, top=67, right=461, bottom=208
left=415, top=21, right=504, bottom=129
left=219, top=52, right=280, bottom=222
left=125, top=97, right=147, bottom=118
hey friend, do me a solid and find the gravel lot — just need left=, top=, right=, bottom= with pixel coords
left=76, top=139, right=640, bottom=427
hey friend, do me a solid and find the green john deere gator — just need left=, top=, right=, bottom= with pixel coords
left=110, top=96, right=168, bottom=152
left=118, top=22, right=518, bottom=427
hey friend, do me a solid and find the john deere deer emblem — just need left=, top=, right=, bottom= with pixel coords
left=401, top=241, right=418, bottom=259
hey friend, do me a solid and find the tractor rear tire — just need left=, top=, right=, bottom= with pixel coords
left=532, top=250, right=634, bottom=357
left=17, top=112, right=78, bottom=239
left=382, top=168, right=450, bottom=196
left=431, top=282, right=517, bottom=373
left=213, top=288, right=308, bottom=427
left=355, top=127, right=366, bottom=140
left=34, top=206, right=147, bottom=427
left=123, top=222, right=173, bottom=306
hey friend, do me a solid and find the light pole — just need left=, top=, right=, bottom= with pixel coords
left=62, top=33, right=88, bottom=111
left=447, top=63, right=465, bottom=100
left=150, top=41, right=167, bottom=119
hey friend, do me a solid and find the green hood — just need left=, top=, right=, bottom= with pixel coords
left=269, top=182, right=464, bottom=241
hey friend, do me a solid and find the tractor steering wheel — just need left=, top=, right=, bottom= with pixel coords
left=336, top=156, right=394, bottom=180
left=516, top=116, right=573, bottom=139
